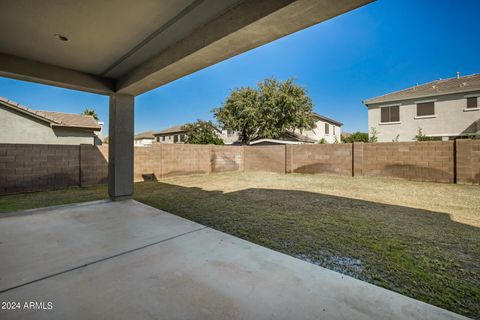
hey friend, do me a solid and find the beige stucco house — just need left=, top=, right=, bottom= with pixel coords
left=252, top=113, right=343, bottom=145
left=134, top=131, right=155, bottom=147
left=0, top=96, right=102, bottom=145
left=153, top=125, right=187, bottom=144
left=364, top=73, right=480, bottom=142
left=299, top=113, right=343, bottom=143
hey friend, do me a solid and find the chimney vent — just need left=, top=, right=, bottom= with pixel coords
left=456, top=71, right=460, bottom=79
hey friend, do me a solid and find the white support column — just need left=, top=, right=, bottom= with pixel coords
left=108, top=94, right=134, bottom=200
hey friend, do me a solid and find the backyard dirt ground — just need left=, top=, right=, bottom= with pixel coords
left=1, top=172, right=479, bottom=318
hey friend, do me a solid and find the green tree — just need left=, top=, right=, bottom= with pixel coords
left=369, top=127, right=378, bottom=143
left=213, top=78, right=315, bottom=144
left=182, top=120, right=224, bottom=145
left=414, top=128, right=430, bottom=141
left=82, top=108, right=99, bottom=120
left=341, top=132, right=369, bottom=143
left=318, top=138, right=327, bottom=144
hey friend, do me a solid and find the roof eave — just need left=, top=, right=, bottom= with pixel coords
left=51, top=124, right=101, bottom=131
left=364, top=87, right=480, bottom=106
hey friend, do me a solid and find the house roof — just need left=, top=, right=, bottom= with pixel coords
left=364, top=73, right=480, bottom=105
left=0, top=96, right=101, bottom=130
left=134, top=131, right=156, bottom=140
left=153, top=125, right=185, bottom=136
left=250, top=131, right=317, bottom=145
left=313, top=113, right=343, bottom=126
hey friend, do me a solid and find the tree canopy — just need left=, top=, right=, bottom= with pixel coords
left=341, top=132, right=369, bottom=143
left=82, top=108, right=99, bottom=121
left=182, top=120, right=224, bottom=145
left=213, top=78, right=315, bottom=144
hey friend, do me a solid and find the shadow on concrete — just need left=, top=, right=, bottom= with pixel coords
left=134, top=181, right=479, bottom=318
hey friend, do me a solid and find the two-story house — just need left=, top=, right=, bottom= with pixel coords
left=153, top=125, right=187, bottom=144
left=251, top=113, right=342, bottom=145
left=364, top=73, right=480, bottom=142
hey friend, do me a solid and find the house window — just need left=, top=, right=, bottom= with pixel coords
left=380, top=105, right=400, bottom=123
left=325, top=123, right=329, bottom=135
left=174, top=135, right=179, bottom=143
left=467, top=97, right=478, bottom=109
left=416, top=102, right=435, bottom=116
left=162, top=136, right=165, bottom=141
left=333, top=125, right=336, bottom=135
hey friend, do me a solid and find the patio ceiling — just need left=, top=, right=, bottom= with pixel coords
left=0, top=0, right=373, bottom=96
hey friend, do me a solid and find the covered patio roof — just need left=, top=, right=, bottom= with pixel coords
left=0, top=0, right=372, bottom=96
left=0, top=0, right=374, bottom=201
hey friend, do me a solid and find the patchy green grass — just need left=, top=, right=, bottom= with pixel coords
left=1, top=172, right=479, bottom=318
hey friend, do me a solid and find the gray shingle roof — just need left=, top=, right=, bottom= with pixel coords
left=134, top=131, right=156, bottom=140
left=0, top=96, right=101, bottom=130
left=313, top=113, right=343, bottom=126
left=364, top=73, right=480, bottom=105
left=153, top=125, right=186, bottom=135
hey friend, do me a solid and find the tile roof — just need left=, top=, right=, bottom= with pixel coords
left=364, top=73, right=480, bottom=105
left=153, top=125, right=186, bottom=135
left=134, top=131, right=156, bottom=140
left=0, top=96, right=101, bottom=130
left=313, top=113, right=343, bottom=126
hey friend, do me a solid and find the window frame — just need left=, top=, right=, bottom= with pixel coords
left=324, top=123, right=329, bottom=135
left=415, top=100, right=435, bottom=118
left=380, top=105, right=400, bottom=124
left=466, top=96, right=478, bottom=109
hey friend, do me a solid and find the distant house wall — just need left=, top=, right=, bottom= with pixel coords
left=0, top=106, right=96, bottom=145
left=367, top=91, right=480, bottom=142
left=134, top=138, right=154, bottom=147
left=154, top=133, right=185, bottom=144
left=296, top=119, right=342, bottom=143
left=219, top=129, right=240, bottom=144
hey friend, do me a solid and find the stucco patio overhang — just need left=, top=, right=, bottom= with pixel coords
left=0, top=0, right=373, bottom=200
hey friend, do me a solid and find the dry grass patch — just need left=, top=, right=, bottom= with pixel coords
left=1, top=172, right=479, bottom=318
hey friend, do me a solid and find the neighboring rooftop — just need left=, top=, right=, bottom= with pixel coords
left=0, top=96, right=101, bottom=130
left=364, top=73, right=480, bottom=105
left=313, top=113, right=343, bottom=126
left=154, top=125, right=186, bottom=136
left=134, top=131, right=156, bottom=140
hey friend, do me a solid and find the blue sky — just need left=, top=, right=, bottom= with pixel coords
left=1, top=0, right=479, bottom=134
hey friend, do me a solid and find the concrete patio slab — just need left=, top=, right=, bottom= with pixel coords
left=0, top=200, right=468, bottom=319
left=0, top=200, right=203, bottom=292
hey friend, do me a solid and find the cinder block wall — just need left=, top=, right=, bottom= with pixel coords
left=80, top=145, right=108, bottom=186
left=362, top=141, right=454, bottom=183
left=288, top=144, right=352, bottom=175
left=1, top=141, right=479, bottom=195
left=244, top=145, right=286, bottom=173
left=0, top=144, right=79, bottom=194
left=211, top=145, right=244, bottom=173
left=457, top=140, right=480, bottom=185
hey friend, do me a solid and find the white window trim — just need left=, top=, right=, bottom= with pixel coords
left=379, top=105, right=401, bottom=124
left=414, top=115, right=437, bottom=119
left=463, top=108, right=480, bottom=112
left=379, top=121, right=401, bottom=125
